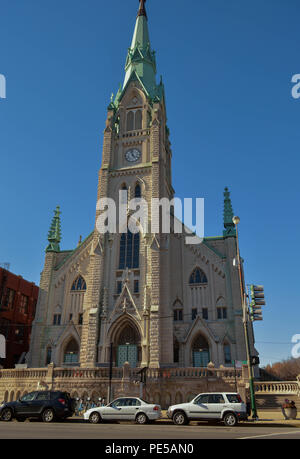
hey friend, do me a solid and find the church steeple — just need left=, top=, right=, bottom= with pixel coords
left=137, top=0, right=147, bottom=18
left=223, top=188, right=236, bottom=237
left=46, top=206, right=62, bottom=253
left=113, top=0, right=163, bottom=104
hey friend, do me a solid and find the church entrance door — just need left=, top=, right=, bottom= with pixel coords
left=117, top=345, right=138, bottom=368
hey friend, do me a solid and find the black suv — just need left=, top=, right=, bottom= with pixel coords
left=0, top=391, right=76, bottom=423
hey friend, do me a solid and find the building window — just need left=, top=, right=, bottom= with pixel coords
left=135, top=184, right=142, bottom=198
left=116, top=281, right=122, bottom=295
left=202, top=308, right=208, bottom=320
left=46, top=347, right=52, bottom=366
left=119, top=230, right=140, bottom=270
left=217, top=308, right=227, bottom=320
left=189, top=268, right=208, bottom=285
left=19, top=295, right=29, bottom=314
left=78, top=313, right=83, bottom=325
left=174, top=339, right=179, bottom=364
left=69, top=314, right=73, bottom=322
left=192, top=309, right=197, bottom=320
left=174, top=309, right=183, bottom=322
left=53, top=314, right=61, bottom=326
left=126, top=110, right=142, bottom=132
left=224, top=344, right=231, bottom=364
left=2, top=288, right=15, bottom=309
left=71, top=276, right=86, bottom=292
left=135, top=110, right=142, bottom=130
left=134, top=280, right=139, bottom=294
left=127, top=111, right=134, bottom=131
left=120, top=184, right=128, bottom=204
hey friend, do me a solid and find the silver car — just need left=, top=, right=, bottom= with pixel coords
left=167, top=392, right=247, bottom=426
left=84, top=397, right=162, bottom=425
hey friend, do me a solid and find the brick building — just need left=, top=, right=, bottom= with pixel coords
left=0, top=268, right=39, bottom=368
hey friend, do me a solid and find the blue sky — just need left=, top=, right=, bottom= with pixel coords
left=0, top=0, right=299, bottom=367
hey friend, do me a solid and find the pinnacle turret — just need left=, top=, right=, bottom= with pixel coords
left=46, top=206, right=62, bottom=253
left=223, top=188, right=236, bottom=237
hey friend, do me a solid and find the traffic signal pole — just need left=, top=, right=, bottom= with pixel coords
left=233, top=219, right=258, bottom=420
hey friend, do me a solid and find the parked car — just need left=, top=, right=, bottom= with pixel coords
left=0, top=391, right=76, bottom=423
left=84, top=397, right=161, bottom=424
left=167, top=392, right=247, bottom=426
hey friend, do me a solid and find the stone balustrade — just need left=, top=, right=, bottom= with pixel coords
left=1, top=365, right=299, bottom=409
left=254, top=381, right=299, bottom=394
left=121, top=129, right=150, bottom=139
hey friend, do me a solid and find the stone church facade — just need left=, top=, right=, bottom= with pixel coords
left=27, top=0, right=256, bottom=377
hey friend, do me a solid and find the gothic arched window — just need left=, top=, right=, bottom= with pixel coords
left=224, top=343, right=231, bottom=364
left=120, top=184, right=128, bottom=204
left=135, top=183, right=141, bottom=198
left=127, top=111, right=134, bottom=131
left=189, top=268, right=208, bottom=285
left=45, top=347, right=52, bottom=366
left=119, top=230, right=140, bottom=270
left=135, top=110, right=142, bottom=130
left=71, top=276, right=87, bottom=292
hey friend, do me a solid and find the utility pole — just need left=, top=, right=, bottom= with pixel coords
left=233, top=216, right=258, bottom=420
left=108, top=342, right=113, bottom=403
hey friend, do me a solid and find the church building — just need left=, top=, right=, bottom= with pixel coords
left=28, top=0, right=256, bottom=372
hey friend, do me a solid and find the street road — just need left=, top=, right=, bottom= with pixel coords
left=0, top=419, right=299, bottom=439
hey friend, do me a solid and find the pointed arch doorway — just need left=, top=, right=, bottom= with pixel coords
left=192, top=334, right=210, bottom=368
left=116, top=323, right=141, bottom=368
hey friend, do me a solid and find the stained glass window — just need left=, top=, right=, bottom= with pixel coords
left=135, top=184, right=141, bottom=198
left=71, top=276, right=87, bottom=292
left=119, top=230, right=140, bottom=270
left=189, top=268, right=208, bottom=285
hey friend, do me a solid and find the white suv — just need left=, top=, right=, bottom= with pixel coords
left=167, top=393, right=247, bottom=426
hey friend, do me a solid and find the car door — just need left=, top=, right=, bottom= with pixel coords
left=30, top=392, right=50, bottom=415
left=119, top=398, right=141, bottom=420
left=206, top=394, right=226, bottom=420
left=189, top=394, right=210, bottom=419
left=101, top=398, right=126, bottom=421
left=15, top=392, right=38, bottom=416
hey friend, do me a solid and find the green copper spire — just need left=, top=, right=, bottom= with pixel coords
left=113, top=0, right=163, bottom=105
left=223, top=188, right=236, bottom=237
left=46, top=206, right=62, bottom=253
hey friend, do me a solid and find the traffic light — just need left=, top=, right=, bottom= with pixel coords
left=251, top=356, right=260, bottom=366
left=249, top=285, right=266, bottom=322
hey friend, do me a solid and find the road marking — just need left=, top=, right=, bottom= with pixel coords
left=239, top=430, right=300, bottom=440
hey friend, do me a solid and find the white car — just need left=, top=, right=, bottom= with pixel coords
left=167, top=392, right=248, bottom=426
left=84, top=397, right=162, bottom=425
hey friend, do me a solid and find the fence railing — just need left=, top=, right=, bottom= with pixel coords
left=254, top=381, right=299, bottom=394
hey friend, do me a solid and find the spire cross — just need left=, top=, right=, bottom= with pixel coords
left=138, top=0, right=147, bottom=18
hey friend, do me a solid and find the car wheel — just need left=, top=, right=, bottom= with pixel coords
left=223, top=412, right=237, bottom=427
left=42, top=408, right=55, bottom=423
left=173, top=411, right=189, bottom=426
left=0, top=408, right=13, bottom=422
left=136, top=413, right=148, bottom=425
left=89, top=412, right=102, bottom=424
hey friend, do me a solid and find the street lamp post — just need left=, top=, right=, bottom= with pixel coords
left=233, top=216, right=258, bottom=420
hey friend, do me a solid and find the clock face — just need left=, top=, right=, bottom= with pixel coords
left=125, top=148, right=141, bottom=163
